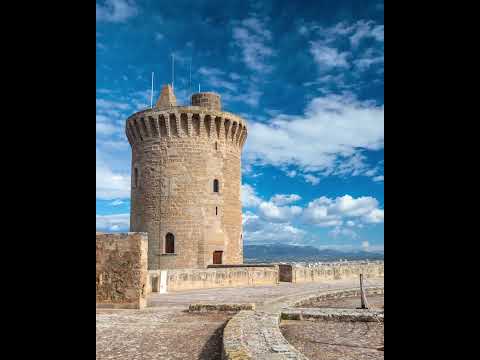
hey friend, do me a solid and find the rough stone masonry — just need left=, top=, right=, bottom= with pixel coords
left=126, top=85, right=248, bottom=270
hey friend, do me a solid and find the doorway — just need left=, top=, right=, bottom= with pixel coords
left=213, top=251, right=223, bottom=264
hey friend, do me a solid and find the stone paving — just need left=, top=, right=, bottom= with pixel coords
left=96, top=278, right=384, bottom=359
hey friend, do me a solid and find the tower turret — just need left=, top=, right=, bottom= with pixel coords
left=125, top=84, right=248, bottom=270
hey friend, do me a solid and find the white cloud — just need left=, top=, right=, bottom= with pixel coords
left=243, top=211, right=306, bottom=243
left=198, top=67, right=238, bottom=92
left=242, top=184, right=302, bottom=222
left=350, top=21, right=384, bottom=47
left=302, top=195, right=384, bottom=227
left=329, top=226, right=358, bottom=239
left=96, top=153, right=131, bottom=200
left=373, top=175, right=384, bottom=182
left=110, top=199, right=125, bottom=206
left=362, top=208, right=384, bottom=223
left=361, top=240, right=370, bottom=249
left=310, top=41, right=349, bottom=68
left=258, top=202, right=302, bottom=222
left=244, top=93, right=384, bottom=177
left=96, top=0, right=139, bottom=23
left=241, top=184, right=262, bottom=207
left=155, top=32, right=164, bottom=40
left=96, top=213, right=130, bottom=232
left=232, top=16, right=274, bottom=72
left=270, top=194, right=301, bottom=206
left=303, top=174, right=320, bottom=185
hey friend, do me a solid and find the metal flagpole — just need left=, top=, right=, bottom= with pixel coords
left=172, top=54, right=175, bottom=92
left=150, top=72, right=154, bottom=108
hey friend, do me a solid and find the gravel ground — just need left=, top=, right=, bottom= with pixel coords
left=281, top=319, right=384, bottom=360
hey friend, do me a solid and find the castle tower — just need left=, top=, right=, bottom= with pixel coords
left=125, top=84, right=248, bottom=270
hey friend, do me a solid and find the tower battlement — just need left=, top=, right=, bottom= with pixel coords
left=125, top=107, right=248, bottom=150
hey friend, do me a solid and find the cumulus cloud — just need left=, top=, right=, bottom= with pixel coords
left=373, top=175, right=384, bottom=182
left=96, top=153, right=130, bottom=200
left=243, top=211, right=306, bottom=243
left=270, top=194, right=301, bottom=206
left=96, top=213, right=130, bottom=232
left=258, top=202, right=302, bottom=222
left=244, top=93, right=384, bottom=177
left=329, top=226, right=358, bottom=239
left=242, top=184, right=302, bottom=222
left=302, top=195, right=384, bottom=227
left=96, top=0, right=139, bottom=23
left=241, top=184, right=262, bottom=207
left=303, top=174, right=320, bottom=185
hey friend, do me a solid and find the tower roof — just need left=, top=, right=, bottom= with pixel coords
left=156, top=84, right=177, bottom=108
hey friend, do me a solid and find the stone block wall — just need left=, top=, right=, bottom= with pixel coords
left=156, top=266, right=279, bottom=292
left=291, top=262, right=384, bottom=283
left=96, top=232, right=148, bottom=309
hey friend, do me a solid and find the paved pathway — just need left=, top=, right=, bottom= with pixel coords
left=96, top=278, right=384, bottom=360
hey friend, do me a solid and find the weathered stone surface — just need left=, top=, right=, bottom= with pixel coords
left=189, top=303, right=255, bottom=312
left=163, top=266, right=279, bottom=292
left=126, top=89, right=248, bottom=270
left=96, top=232, right=148, bottom=309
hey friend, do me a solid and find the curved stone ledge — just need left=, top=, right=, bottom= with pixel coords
left=222, top=311, right=307, bottom=360
left=281, top=308, right=384, bottom=322
left=222, top=286, right=384, bottom=360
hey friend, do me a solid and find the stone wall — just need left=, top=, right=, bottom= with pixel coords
left=290, top=262, right=384, bottom=283
left=96, top=232, right=148, bottom=309
left=150, top=266, right=279, bottom=292
left=127, top=105, right=247, bottom=270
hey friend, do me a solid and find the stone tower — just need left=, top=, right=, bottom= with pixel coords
left=125, top=84, right=248, bottom=270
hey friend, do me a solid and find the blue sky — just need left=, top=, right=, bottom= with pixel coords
left=96, top=0, right=384, bottom=252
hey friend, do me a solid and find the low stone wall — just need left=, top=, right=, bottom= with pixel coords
left=290, top=261, right=384, bottom=283
left=155, top=266, right=279, bottom=293
left=96, top=232, right=148, bottom=309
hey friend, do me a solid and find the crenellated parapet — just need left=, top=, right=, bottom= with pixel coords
left=125, top=106, right=248, bottom=150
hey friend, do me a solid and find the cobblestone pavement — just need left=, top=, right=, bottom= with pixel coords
left=97, top=278, right=384, bottom=359
left=298, top=294, right=384, bottom=309
left=96, top=308, right=231, bottom=360
left=280, top=320, right=384, bottom=360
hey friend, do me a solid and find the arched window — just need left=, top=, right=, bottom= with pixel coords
left=165, top=233, right=175, bottom=254
left=134, top=167, right=139, bottom=188
left=213, top=179, right=219, bottom=193
left=216, top=206, right=218, bottom=216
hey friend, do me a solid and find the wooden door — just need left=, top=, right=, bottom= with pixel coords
left=213, top=251, right=223, bottom=264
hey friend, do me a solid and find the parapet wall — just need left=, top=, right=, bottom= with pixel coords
left=96, top=232, right=148, bottom=309
left=150, top=266, right=279, bottom=293
left=280, top=262, right=384, bottom=283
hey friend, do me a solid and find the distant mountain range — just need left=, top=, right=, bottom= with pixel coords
left=244, top=244, right=384, bottom=263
